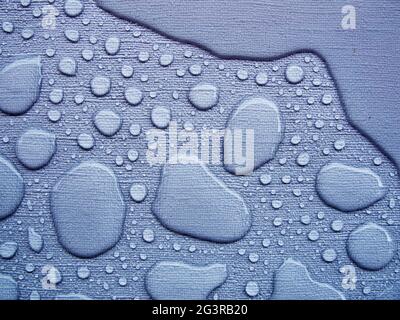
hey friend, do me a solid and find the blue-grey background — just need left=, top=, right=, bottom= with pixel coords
left=0, top=0, right=399, bottom=300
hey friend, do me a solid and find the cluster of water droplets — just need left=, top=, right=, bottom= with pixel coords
left=0, top=0, right=399, bottom=300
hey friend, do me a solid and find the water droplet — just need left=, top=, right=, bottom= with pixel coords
left=0, top=156, right=24, bottom=219
left=249, top=252, right=259, bottom=263
left=105, top=36, right=120, bottom=55
left=130, top=183, right=147, bottom=202
left=373, top=157, right=383, bottom=166
left=124, top=86, right=143, bottom=105
left=0, top=57, right=42, bottom=115
left=30, top=291, right=40, bottom=300
left=145, top=261, right=227, bottom=300
left=151, top=106, right=171, bottom=129
left=138, top=51, right=150, bottom=62
left=77, top=133, right=95, bottom=150
left=28, top=227, right=43, bottom=253
left=91, top=76, right=111, bottom=97
left=285, top=64, right=304, bottom=84
left=118, top=277, right=127, bottom=286
left=142, top=228, right=155, bottom=243
left=321, top=94, right=333, bottom=105
left=77, top=266, right=90, bottom=279
left=49, top=88, right=64, bottom=104
left=347, top=223, right=395, bottom=270
left=236, top=69, right=249, bottom=81
left=300, top=214, right=311, bottom=225
left=48, top=109, right=61, bottom=122
left=127, top=149, right=139, bottom=162
left=55, top=293, right=91, bottom=300
left=188, top=83, right=219, bottom=111
left=224, top=97, right=284, bottom=175
left=2, top=21, right=14, bottom=33
left=121, top=65, right=134, bottom=78
left=0, top=242, right=18, bottom=259
left=334, top=139, right=346, bottom=151
left=82, top=49, right=94, bottom=61
left=322, top=248, right=337, bottom=262
left=64, top=0, right=84, bottom=17
left=51, top=161, right=125, bottom=257
left=0, top=274, right=18, bottom=300
left=331, top=220, right=344, bottom=232
left=296, top=152, right=310, bottom=166
left=255, top=72, right=268, bottom=86
left=259, top=173, right=272, bottom=185
left=21, top=28, right=34, bottom=40
left=25, top=263, right=35, bottom=273
left=308, top=230, right=319, bottom=241
left=64, top=29, right=80, bottom=43
left=16, top=129, right=56, bottom=170
left=188, top=64, right=202, bottom=76
left=58, top=57, right=77, bottom=76
left=129, top=123, right=141, bottom=136
left=272, top=200, right=282, bottom=209
left=153, top=158, right=251, bottom=242
left=271, top=259, right=344, bottom=300
left=316, top=163, right=386, bottom=212
left=291, top=135, right=301, bottom=145
left=262, top=238, right=271, bottom=248
left=159, top=53, right=174, bottom=66
left=245, top=281, right=259, bottom=297
left=94, top=109, right=122, bottom=137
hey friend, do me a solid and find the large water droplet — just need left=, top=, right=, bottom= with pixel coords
left=224, top=97, right=284, bottom=175
left=0, top=274, right=18, bottom=300
left=271, top=259, right=345, bottom=300
left=0, top=57, right=41, bottom=115
left=152, top=158, right=251, bottom=242
left=0, top=242, right=18, bottom=259
left=16, top=129, right=56, bottom=170
left=347, top=223, right=395, bottom=271
left=0, top=156, right=24, bottom=219
left=316, top=163, right=386, bottom=212
left=51, top=162, right=125, bottom=258
left=145, top=261, right=227, bottom=300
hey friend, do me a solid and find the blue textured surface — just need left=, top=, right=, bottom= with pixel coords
left=0, top=0, right=399, bottom=300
